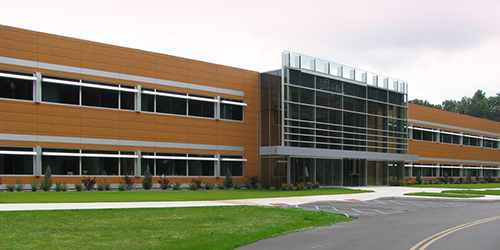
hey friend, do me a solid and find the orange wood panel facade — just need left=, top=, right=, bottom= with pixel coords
left=0, top=24, right=259, bottom=184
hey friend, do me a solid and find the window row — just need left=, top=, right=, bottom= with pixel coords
left=405, top=164, right=500, bottom=178
left=0, top=147, right=245, bottom=177
left=0, top=70, right=246, bottom=121
left=286, top=69, right=406, bottom=105
left=410, top=125, right=500, bottom=149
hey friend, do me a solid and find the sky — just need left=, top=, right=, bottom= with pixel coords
left=1, top=0, right=499, bottom=104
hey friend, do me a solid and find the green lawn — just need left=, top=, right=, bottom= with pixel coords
left=442, top=190, right=500, bottom=196
left=404, top=192, right=485, bottom=198
left=0, top=188, right=369, bottom=203
left=412, top=183, right=500, bottom=189
left=0, top=206, right=353, bottom=250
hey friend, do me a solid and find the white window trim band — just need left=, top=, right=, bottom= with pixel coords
left=0, top=150, right=37, bottom=156
left=42, top=152, right=139, bottom=158
left=43, top=78, right=138, bottom=93
left=0, top=72, right=36, bottom=81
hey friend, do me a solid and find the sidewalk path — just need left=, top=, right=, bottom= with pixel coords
left=1, top=186, right=499, bottom=211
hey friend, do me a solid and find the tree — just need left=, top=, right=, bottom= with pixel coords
left=409, top=99, right=443, bottom=109
left=40, top=167, right=53, bottom=191
left=142, top=167, right=153, bottom=190
left=223, top=170, right=233, bottom=189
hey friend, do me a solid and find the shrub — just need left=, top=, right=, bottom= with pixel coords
left=97, top=179, right=110, bottom=191
left=247, top=175, right=259, bottom=189
left=289, top=183, right=295, bottom=191
left=261, top=180, right=270, bottom=189
left=448, top=177, right=454, bottom=184
left=458, top=176, right=464, bottom=184
left=217, top=182, right=226, bottom=190
left=74, top=182, right=83, bottom=192
left=296, top=182, right=305, bottom=190
left=466, top=171, right=472, bottom=184
left=40, top=167, right=53, bottom=191
left=189, top=181, right=198, bottom=190
left=30, top=181, right=39, bottom=192
left=81, top=176, right=96, bottom=191
left=205, top=182, right=215, bottom=190
left=453, top=180, right=460, bottom=184
left=118, top=182, right=127, bottom=191
left=313, top=181, right=320, bottom=188
left=244, top=182, right=252, bottom=189
left=442, top=172, right=449, bottom=184
left=62, top=182, right=68, bottom=192
left=305, top=182, right=313, bottom=189
left=281, top=183, right=288, bottom=191
left=6, top=183, right=15, bottom=192
left=55, top=182, right=63, bottom=192
left=471, top=179, right=478, bottom=184
left=121, top=174, right=135, bottom=190
left=234, top=182, right=241, bottom=189
left=158, top=176, right=172, bottom=190
left=142, top=167, right=153, bottom=190
left=223, top=171, right=233, bottom=189
left=0, top=176, right=2, bottom=186
left=272, top=179, right=281, bottom=190
left=15, top=180, right=23, bottom=192
left=485, top=172, right=493, bottom=183
left=423, top=179, right=429, bottom=185
left=172, top=182, right=181, bottom=190
left=416, top=171, right=422, bottom=185
left=190, top=178, right=204, bottom=189
left=479, top=179, right=486, bottom=184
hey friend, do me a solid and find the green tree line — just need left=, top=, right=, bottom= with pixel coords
left=409, top=90, right=500, bottom=122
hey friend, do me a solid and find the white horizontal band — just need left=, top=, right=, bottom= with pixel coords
left=143, top=155, right=218, bottom=161
left=0, top=150, right=37, bottom=155
left=0, top=72, right=36, bottom=81
left=43, top=78, right=138, bottom=92
left=42, top=152, right=138, bottom=158
left=220, top=158, right=247, bottom=162
left=221, top=100, right=248, bottom=106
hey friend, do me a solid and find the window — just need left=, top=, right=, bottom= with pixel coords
left=0, top=147, right=34, bottom=174
left=141, top=91, right=155, bottom=112
left=220, top=98, right=244, bottom=121
left=42, top=81, right=79, bottom=105
left=188, top=154, right=215, bottom=176
left=188, top=95, right=215, bottom=118
left=82, top=85, right=118, bottom=109
left=42, top=148, right=80, bottom=175
left=156, top=94, right=187, bottom=115
left=220, top=155, right=244, bottom=177
left=0, top=71, right=34, bottom=101
left=120, top=90, right=135, bottom=110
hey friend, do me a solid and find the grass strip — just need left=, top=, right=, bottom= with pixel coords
left=442, top=190, right=500, bottom=196
left=404, top=192, right=485, bottom=198
left=0, top=188, right=369, bottom=203
left=412, top=183, right=500, bottom=189
left=0, top=206, right=352, bottom=250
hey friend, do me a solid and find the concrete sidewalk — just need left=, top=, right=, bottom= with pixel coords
left=1, top=186, right=499, bottom=211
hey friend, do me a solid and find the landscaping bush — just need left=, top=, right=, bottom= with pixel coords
left=485, top=172, right=493, bottom=183
left=247, top=175, right=259, bottom=189
left=449, top=176, right=454, bottom=184
left=244, top=182, right=252, bottom=189
left=40, top=167, right=53, bottom=191
left=305, top=182, right=313, bottom=189
left=442, top=172, right=449, bottom=184
left=261, top=180, right=270, bottom=189
left=281, top=183, right=288, bottom=191
left=272, top=179, right=281, bottom=190
left=30, top=181, right=39, bottom=192
left=458, top=176, right=464, bottom=184
left=142, top=167, right=153, bottom=190
left=296, top=182, right=305, bottom=190
left=62, top=182, right=68, bottom=191
left=81, top=176, right=97, bottom=191
left=205, top=182, right=215, bottom=190
left=471, top=179, right=478, bottom=184
left=74, top=182, right=83, bottom=192
left=55, top=182, right=63, bottom=192
left=223, top=171, right=233, bottom=189
left=172, top=182, right=181, bottom=190
left=190, top=178, right=204, bottom=189
left=234, top=182, right=241, bottom=189
left=189, top=181, right=198, bottom=190
left=97, top=179, right=110, bottom=191
left=217, top=182, right=226, bottom=190
left=466, top=171, right=472, bottom=184
left=313, top=181, right=320, bottom=189
left=121, top=174, right=135, bottom=190
left=15, top=180, right=23, bottom=192
left=118, top=182, right=127, bottom=191
left=416, top=171, right=422, bottom=185
left=6, top=183, right=15, bottom=192
left=453, top=180, right=460, bottom=184
left=158, top=176, right=171, bottom=190
left=0, top=176, right=2, bottom=187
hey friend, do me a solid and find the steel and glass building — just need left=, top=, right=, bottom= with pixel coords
left=260, top=51, right=418, bottom=186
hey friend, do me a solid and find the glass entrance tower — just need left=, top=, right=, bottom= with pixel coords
left=260, top=51, right=418, bottom=186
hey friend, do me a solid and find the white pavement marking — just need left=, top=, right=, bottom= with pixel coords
left=352, top=208, right=362, bottom=213
left=332, top=207, right=338, bottom=211
left=374, top=209, right=387, bottom=214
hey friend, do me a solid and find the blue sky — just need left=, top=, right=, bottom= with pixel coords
left=1, top=0, right=499, bottom=104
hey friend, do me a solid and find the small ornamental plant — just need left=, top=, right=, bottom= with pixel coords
left=305, top=182, right=313, bottom=189
left=142, top=167, right=153, bottom=190
left=217, top=182, right=226, bottom=190
left=296, top=182, right=305, bottom=191
left=121, top=174, right=135, bottom=190
left=81, top=176, right=97, bottom=191
left=223, top=171, right=233, bottom=189
left=244, top=182, right=252, bottom=189
left=15, top=180, right=24, bottom=192
left=74, top=182, right=84, bottom=192
left=281, top=183, right=288, bottom=191
left=204, top=182, right=215, bottom=190
left=30, top=181, right=39, bottom=192
left=158, top=176, right=172, bottom=190
left=40, top=167, right=53, bottom=191
left=172, top=182, right=181, bottom=190
left=313, top=182, right=320, bottom=189
left=234, top=182, right=241, bottom=189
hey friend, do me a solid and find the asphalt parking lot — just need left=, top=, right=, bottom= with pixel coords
left=284, top=197, right=472, bottom=217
